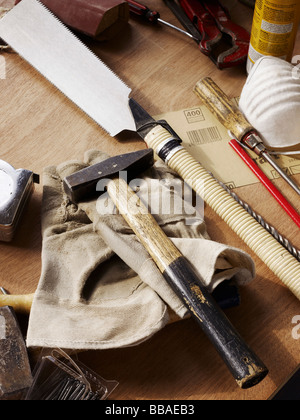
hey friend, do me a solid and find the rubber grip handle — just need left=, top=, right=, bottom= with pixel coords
left=106, top=177, right=268, bottom=389
left=194, top=77, right=253, bottom=141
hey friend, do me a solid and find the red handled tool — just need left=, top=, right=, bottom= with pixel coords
left=229, top=139, right=300, bottom=229
left=164, top=0, right=250, bottom=69
left=126, top=0, right=199, bottom=41
left=178, top=0, right=222, bottom=55
left=202, top=0, right=250, bottom=67
left=127, top=0, right=160, bottom=22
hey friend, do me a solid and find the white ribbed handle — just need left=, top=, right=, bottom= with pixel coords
left=145, top=125, right=300, bottom=300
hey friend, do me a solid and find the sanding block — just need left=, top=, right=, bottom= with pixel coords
left=0, top=160, right=38, bottom=242
left=0, top=306, right=32, bottom=400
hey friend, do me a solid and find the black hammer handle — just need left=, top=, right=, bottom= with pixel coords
left=106, top=177, right=268, bottom=389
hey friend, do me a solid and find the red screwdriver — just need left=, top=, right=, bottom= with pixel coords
left=126, top=0, right=199, bottom=41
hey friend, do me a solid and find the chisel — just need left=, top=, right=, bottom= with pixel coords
left=194, top=77, right=300, bottom=196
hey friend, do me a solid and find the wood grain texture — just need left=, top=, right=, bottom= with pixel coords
left=194, top=77, right=253, bottom=140
left=106, top=177, right=182, bottom=271
left=146, top=126, right=300, bottom=300
left=107, top=178, right=269, bottom=389
left=0, top=0, right=299, bottom=400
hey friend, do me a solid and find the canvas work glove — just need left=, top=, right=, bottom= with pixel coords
left=26, top=150, right=255, bottom=350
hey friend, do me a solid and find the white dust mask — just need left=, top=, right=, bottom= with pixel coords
left=239, top=56, right=300, bottom=151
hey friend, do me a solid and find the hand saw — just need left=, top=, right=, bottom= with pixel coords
left=0, top=0, right=298, bottom=379
left=0, top=0, right=270, bottom=389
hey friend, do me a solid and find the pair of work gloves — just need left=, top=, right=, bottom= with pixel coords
left=26, top=150, right=255, bottom=350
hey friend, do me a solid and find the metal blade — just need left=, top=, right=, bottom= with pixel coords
left=0, top=0, right=136, bottom=136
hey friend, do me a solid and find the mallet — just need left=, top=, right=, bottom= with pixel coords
left=63, top=148, right=268, bottom=389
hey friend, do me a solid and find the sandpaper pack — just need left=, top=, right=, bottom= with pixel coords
left=15, top=0, right=129, bottom=39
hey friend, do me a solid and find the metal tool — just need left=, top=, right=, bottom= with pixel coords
left=1, top=0, right=299, bottom=302
left=178, top=0, right=223, bottom=55
left=211, top=175, right=300, bottom=262
left=26, top=348, right=118, bottom=400
left=229, top=139, right=300, bottom=229
left=164, top=0, right=250, bottom=69
left=164, top=0, right=202, bottom=43
left=126, top=0, right=198, bottom=41
left=0, top=288, right=32, bottom=400
left=194, top=77, right=300, bottom=196
left=202, top=0, right=250, bottom=66
left=0, top=160, right=39, bottom=242
left=63, top=148, right=268, bottom=389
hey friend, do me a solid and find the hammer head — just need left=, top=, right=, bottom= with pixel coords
left=0, top=306, right=32, bottom=400
left=63, top=149, right=154, bottom=203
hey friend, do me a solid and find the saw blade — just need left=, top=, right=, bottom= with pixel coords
left=0, top=0, right=136, bottom=136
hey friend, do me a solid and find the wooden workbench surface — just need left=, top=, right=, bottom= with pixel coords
left=0, top=0, right=299, bottom=401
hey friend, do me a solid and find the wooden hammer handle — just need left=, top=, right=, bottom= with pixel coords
left=0, top=293, right=34, bottom=314
left=107, top=177, right=268, bottom=389
left=194, top=77, right=253, bottom=141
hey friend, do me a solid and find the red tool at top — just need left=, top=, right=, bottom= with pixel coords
left=203, top=0, right=250, bottom=67
left=165, top=0, right=250, bottom=69
left=179, top=0, right=222, bottom=55
left=127, top=0, right=160, bottom=22
left=126, top=0, right=198, bottom=40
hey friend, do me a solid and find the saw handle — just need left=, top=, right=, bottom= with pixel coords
left=194, top=77, right=253, bottom=141
left=106, top=177, right=268, bottom=389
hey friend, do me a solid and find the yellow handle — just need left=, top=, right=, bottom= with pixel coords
left=194, top=77, right=253, bottom=141
left=107, top=178, right=181, bottom=273
left=0, top=293, right=34, bottom=314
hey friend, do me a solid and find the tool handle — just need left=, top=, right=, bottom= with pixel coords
left=229, top=140, right=300, bottom=228
left=203, top=0, right=250, bottom=43
left=107, top=177, right=268, bottom=389
left=126, top=0, right=160, bottom=23
left=0, top=293, right=34, bottom=315
left=194, top=77, right=253, bottom=140
left=179, top=0, right=222, bottom=54
left=144, top=124, right=300, bottom=301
